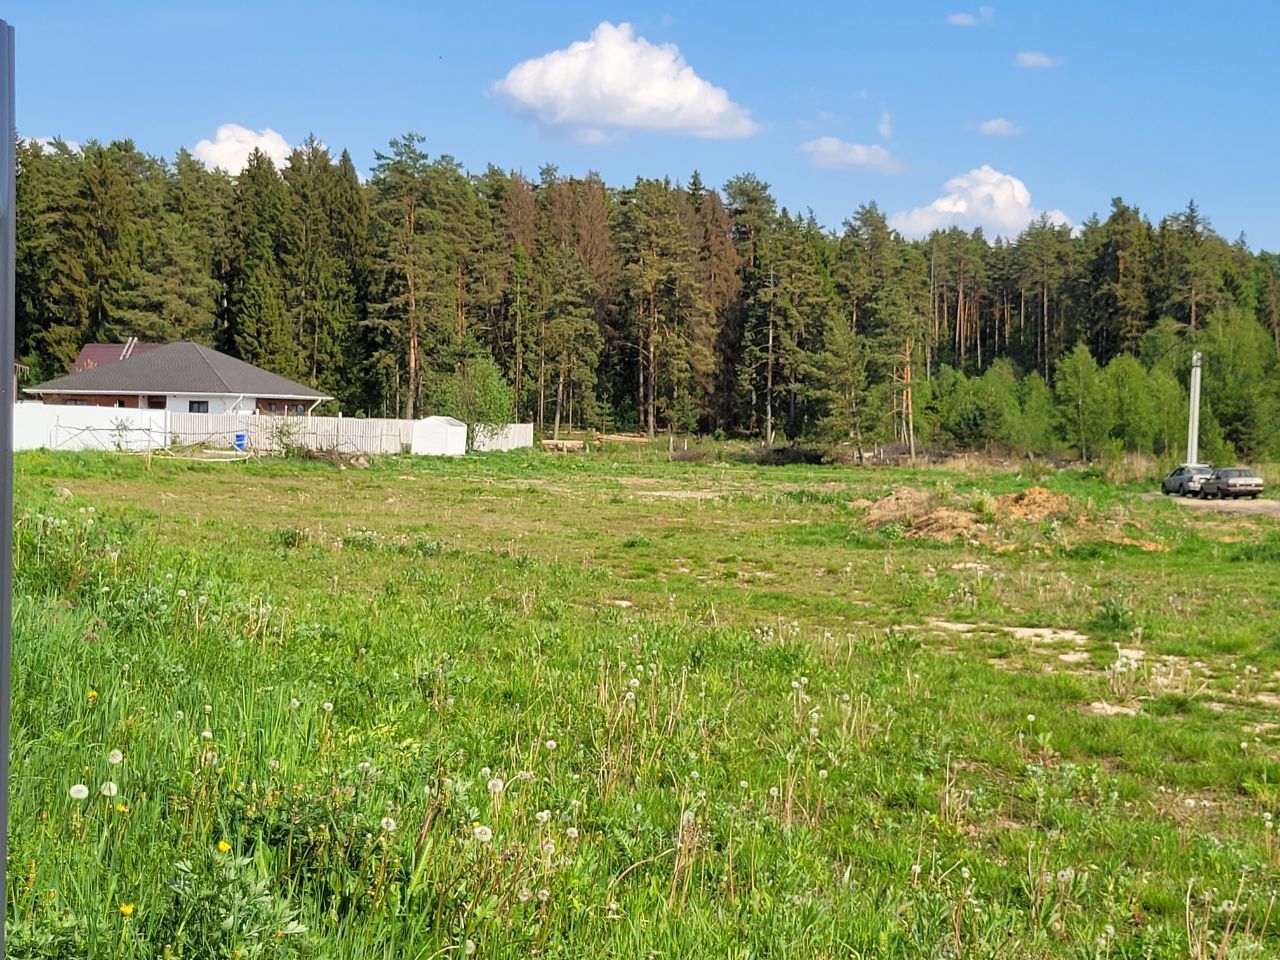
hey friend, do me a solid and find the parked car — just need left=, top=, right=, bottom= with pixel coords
left=1161, top=463, right=1214, bottom=497
left=1199, top=467, right=1265, bottom=499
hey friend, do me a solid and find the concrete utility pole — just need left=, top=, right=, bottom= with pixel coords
left=0, top=18, right=15, bottom=958
left=1186, top=350, right=1203, bottom=464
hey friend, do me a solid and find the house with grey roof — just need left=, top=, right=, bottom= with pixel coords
left=26, top=341, right=330, bottom=415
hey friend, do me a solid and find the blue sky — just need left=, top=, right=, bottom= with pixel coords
left=9, top=1, right=1280, bottom=247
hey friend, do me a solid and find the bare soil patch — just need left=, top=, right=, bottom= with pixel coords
left=994, top=486, right=1070, bottom=523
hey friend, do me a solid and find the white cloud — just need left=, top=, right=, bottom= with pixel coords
left=978, top=116, right=1022, bottom=136
left=491, top=21, right=758, bottom=141
left=878, top=110, right=893, bottom=138
left=1015, top=50, right=1063, bottom=69
left=948, top=6, right=994, bottom=25
left=889, top=165, right=1069, bottom=238
left=192, top=123, right=291, bottom=172
left=800, top=137, right=899, bottom=174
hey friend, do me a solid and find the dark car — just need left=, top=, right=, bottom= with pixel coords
left=1199, top=467, right=1265, bottom=499
left=1161, top=463, right=1214, bottom=497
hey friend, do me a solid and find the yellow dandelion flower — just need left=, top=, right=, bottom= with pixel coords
left=118, top=903, right=134, bottom=917
left=217, top=840, right=232, bottom=854
left=87, top=690, right=98, bottom=701
left=114, top=803, right=128, bottom=814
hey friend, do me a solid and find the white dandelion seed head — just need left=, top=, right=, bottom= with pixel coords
left=177, top=589, right=187, bottom=598
left=790, top=680, right=800, bottom=690
left=518, top=887, right=532, bottom=903
left=910, top=863, right=922, bottom=876
left=322, top=701, right=334, bottom=712
left=960, top=867, right=971, bottom=880
left=535, top=809, right=550, bottom=824
left=464, top=939, right=476, bottom=956
left=357, top=761, right=372, bottom=774
left=174, top=710, right=184, bottom=721
left=107, top=750, right=123, bottom=765
left=200, top=730, right=213, bottom=741
left=809, top=726, right=820, bottom=738
left=739, top=780, right=749, bottom=789
left=69, top=784, right=89, bottom=800
left=203, top=704, right=212, bottom=714
left=1026, top=714, right=1036, bottom=723
left=537, top=887, right=550, bottom=902
left=818, top=769, right=829, bottom=780
left=566, top=827, right=579, bottom=839
left=472, top=825, right=493, bottom=843
left=541, top=839, right=556, bottom=855
left=99, top=781, right=118, bottom=798
left=289, top=698, right=300, bottom=710
left=545, top=740, right=557, bottom=751
left=768, top=786, right=780, bottom=798
left=487, top=778, right=505, bottom=795
left=516, top=770, right=534, bottom=782
left=381, top=816, right=397, bottom=832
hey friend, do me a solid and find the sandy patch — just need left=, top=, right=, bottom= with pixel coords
left=1086, top=701, right=1138, bottom=716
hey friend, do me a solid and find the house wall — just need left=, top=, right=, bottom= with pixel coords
left=36, top=393, right=257, bottom=414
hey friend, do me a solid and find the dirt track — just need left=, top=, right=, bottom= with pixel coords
left=1142, top=491, right=1280, bottom=518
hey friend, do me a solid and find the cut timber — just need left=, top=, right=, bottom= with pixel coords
left=540, top=439, right=585, bottom=453
left=595, top=432, right=650, bottom=444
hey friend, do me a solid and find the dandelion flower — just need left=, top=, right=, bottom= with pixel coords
left=87, top=690, right=98, bottom=702
left=217, top=840, right=232, bottom=854
left=544, top=739, right=557, bottom=752
left=322, top=701, right=334, bottom=713
left=357, top=761, right=372, bottom=774
left=537, top=887, right=550, bottom=902
left=535, top=809, right=550, bottom=825
left=464, top=940, right=476, bottom=956
left=541, top=839, right=556, bottom=855
left=174, top=710, right=184, bottom=721
left=690, top=770, right=700, bottom=780
left=472, top=825, right=493, bottom=843
left=177, top=589, right=187, bottom=598
left=487, top=778, right=505, bottom=795
left=566, top=827, right=579, bottom=840
left=114, top=803, right=128, bottom=813
left=69, top=784, right=89, bottom=801
left=818, top=769, right=829, bottom=780
left=107, top=749, right=123, bottom=765
left=289, top=698, right=300, bottom=710
left=381, top=817, right=397, bottom=833
left=739, top=780, right=749, bottom=789
left=628, top=677, right=640, bottom=689
left=768, top=786, right=780, bottom=798
left=118, top=903, right=134, bottom=917
left=200, top=730, right=213, bottom=741
left=518, top=888, right=533, bottom=903
left=99, top=781, right=118, bottom=798
left=1026, top=714, right=1036, bottom=724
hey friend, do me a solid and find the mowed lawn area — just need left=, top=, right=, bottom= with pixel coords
left=10, top=449, right=1280, bottom=958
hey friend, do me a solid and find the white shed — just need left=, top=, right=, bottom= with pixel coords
left=411, top=416, right=468, bottom=456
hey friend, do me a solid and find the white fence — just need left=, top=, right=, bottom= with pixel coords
left=15, top=404, right=535, bottom=456
left=474, top=422, right=534, bottom=452
left=166, top=412, right=411, bottom=455
left=15, top=403, right=167, bottom=452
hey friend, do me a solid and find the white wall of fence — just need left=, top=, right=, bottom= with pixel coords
left=166, top=412, right=411, bottom=455
left=14, top=403, right=535, bottom=456
left=15, top=403, right=167, bottom=452
left=474, top=422, right=534, bottom=452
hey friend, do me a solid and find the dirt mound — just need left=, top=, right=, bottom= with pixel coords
left=865, top=487, right=934, bottom=525
left=995, top=486, right=1070, bottom=522
left=910, top=508, right=983, bottom=541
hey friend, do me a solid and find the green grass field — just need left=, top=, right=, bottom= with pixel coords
left=8, top=448, right=1280, bottom=959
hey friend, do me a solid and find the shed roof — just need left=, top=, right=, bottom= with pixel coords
left=28, top=342, right=330, bottom=400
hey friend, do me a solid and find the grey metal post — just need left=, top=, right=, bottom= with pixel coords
left=1187, top=350, right=1202, bottom=464
left=0, top=18, right=15, bottom=959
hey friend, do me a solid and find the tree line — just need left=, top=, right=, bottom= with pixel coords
left=17, top=134, right=1280, bottom=460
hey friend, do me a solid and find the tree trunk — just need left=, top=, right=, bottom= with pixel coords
left=553, top=362, right=566, bottom=440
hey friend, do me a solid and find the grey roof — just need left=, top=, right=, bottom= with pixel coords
left=28, top=342, right=330, bottom=400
